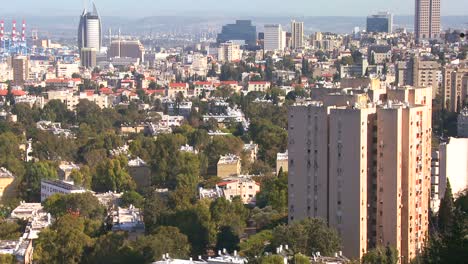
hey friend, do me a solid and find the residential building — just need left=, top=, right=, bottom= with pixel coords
left=218, top=42, right=241, bottom=62
left=431, top=151, right=440, bottom=212
left=108, top=40, right=145, bottom=62
left=442, top=61, right=468, bottom=112
left=247, top=81, right=271, bottom=92
left=12, top=56, right=29, bottom=85
left=58, top=162, right=80, bottom=181
left=243, top=142, right=259, bottom=163
left=276, top=151, right=289, bottom=174
left=367, top=45, right=391, bottom=64
left=111, top=205, right=144, bottom=232
left=366, top=12, right=393, bottom=33
left=217, top=154, right=241, bottom=178
left=458, top=108, right=468, bottom=137
left=415, top=0, right=441, bottom=43
left=396, top=56, right=440, bottom=98
left=0, top=167, right=14, bottom=199
left=288, top=86, right=432, bottom=262
left=438, top=138, right=468, bottom=198
left=217, top=20, right=257, bottom=47
left=168, top=83, right=189, bottom=98
left=264, top=24, right=286, bottom=52
left=217, top=176, right=260, bottom=204
left=56, top=63, right=80, bottom=78
left=40, top=179, right=86, bottom=202
left=291, top=20, right=304, bottom=49
left=80, top=47, right=97, bottom=68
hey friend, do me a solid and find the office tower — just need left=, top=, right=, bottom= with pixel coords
left=78, top=2, right=102, bottom=52
left=366, top=12, right=393, bottom=33
left=415, top=0, right=441, bottom=43
left=108, top=40, right=145, bottom=62
left=291, top=20, right=304, bottom=49
left=217, top=42, right=241, bottom=63
left=288, top=86, right=432, bottom=262
left=264, top=24, right=286, bottom=52
left=80, top=48, right=97, bottom=68
left=442, top=61, right=468, bottom=112
left=12, top=56, right=29, bottom=85
left=217, top=20, right=257, bottom=47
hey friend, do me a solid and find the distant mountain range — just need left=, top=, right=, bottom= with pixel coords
left=0, top=15, right=466, bottom=40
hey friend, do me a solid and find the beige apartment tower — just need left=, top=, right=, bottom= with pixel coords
left=414, top=0, right=441, bottom=43
left=291, top=20, right=304, bottom=49
left=288, top=86, right=432, bottom=263
left=442, top=61, right=468, bottom=112
left=12, top=56, right=29, bottom=85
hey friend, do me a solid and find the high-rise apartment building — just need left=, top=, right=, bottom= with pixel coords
left=415, top=0, right=441, bottom=43
left=366, top=12, right=393, bottom=33
left=290, top=20, right=304, bottom=49
left=442, top=61, right=468, bottom=112
left=80, top=48, right=97, bottom=69
left=264, top=24, right=286, bottom=52
left=288, top=86, right=432, bottom=262
left=78, top=2, right=102, bottom=61
left=12, top=56, right=29, bottom=85
left=108, top=40, right=145, bottom=62
left=217, top=20, right=257, bottom=48
left=217, top=42, right=241, bottom=63
left=395, top=56, right=441, bottom=98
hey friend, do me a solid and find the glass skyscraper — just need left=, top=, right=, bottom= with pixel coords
left=366, top=12, right=393, bottom=33
left=78, top=2, right=102, bottom=52
left=217, top=20, right=256, bottom=48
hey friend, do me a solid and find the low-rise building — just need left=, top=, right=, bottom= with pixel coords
left=40, top=179, right=87, bottom=202
left=0, top=167, right=15, bottom=199
left=217, top=176, right=260, bottom=204
left=276, top=151, right=289, bottom=174
left=217, top=154, right=241, bottom=178
left=168, top=83, right=189, bottom=98
left=111, top=205, right=144, bottom=232
left=243, top=142, right=259, bottom=163
left=58, top=162, right=80, bottom=181
left=247, top=81, right=271, bottom=93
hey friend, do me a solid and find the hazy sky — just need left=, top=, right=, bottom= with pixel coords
left=2, top=0, right=467, bottom=17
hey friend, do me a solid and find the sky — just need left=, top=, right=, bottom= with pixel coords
left=2, top=0, right=467, bottom=17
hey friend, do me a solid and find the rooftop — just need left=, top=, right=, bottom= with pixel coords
left=218, top=154, right=241, bottom=165
left=0, top=167, right=14, bottom=178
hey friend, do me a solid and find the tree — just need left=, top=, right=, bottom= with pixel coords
left=0, top=254, right=16, bottom=264
left=362, top=245, right=398, bottom=264
left=92, top=157, right=136, bottom=193
left=256, top=174, right=288, bottom=213
left=134, top=226, right=191, bottom=262
left=271, top=218, right=341, bottom=257
left=121, top=191, right=144, bottom=208
left=294, top=253, right=310, bottom=264
left=43, top=193, right=106, bottom=220
left=240, top=230, right=273, bottom=260
left=143, top=190, right=172, bottom=234
left=260, top=255, right=285, bottom=264
left=34, top=215, right=92, bottom=264
left=21, top=161, right=58, bottom=202
left=84, top=231, right=142, bottom=264
left=69, top=166, right=92, bottom=189
left=438, top=180, right=455, bottom=234
left=216, top=226, right=240, bottom=252
left=210, top=197, right=248, bottom=235
left=0, top=219, right=25, bottom=240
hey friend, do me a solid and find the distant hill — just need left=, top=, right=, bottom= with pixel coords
left=0, top=15, right=466, bottom=39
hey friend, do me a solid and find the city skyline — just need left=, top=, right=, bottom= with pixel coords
left=1, top=0, right=467, bottom=17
